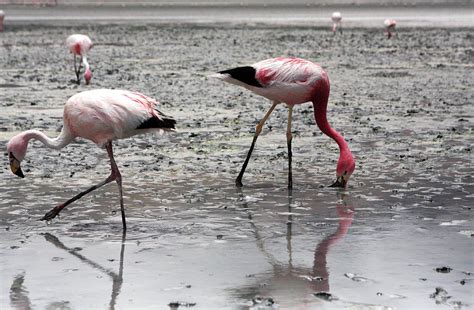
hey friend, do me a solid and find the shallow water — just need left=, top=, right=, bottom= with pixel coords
left=1, top=10, right=473, bottom=310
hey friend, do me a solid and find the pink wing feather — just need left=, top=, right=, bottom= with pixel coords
left=64, top=89, right=175, bottom=146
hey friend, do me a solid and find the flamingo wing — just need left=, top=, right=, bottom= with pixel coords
left=66, top=34, right=93, bottom=55
left=64, top=89, right=175, bottom=145
left=213, top=57, right=326, bottom=105
left=253, top=57, right=323, bottom=87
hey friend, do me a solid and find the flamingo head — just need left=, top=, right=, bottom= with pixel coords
left=7, top=134, right=28, bottom=178
left=84, top=68, right=92, bottom=85
left=330, top=152, right=355, bottom=188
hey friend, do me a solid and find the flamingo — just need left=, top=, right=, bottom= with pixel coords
left=66, top=34, right=93, bottom=85
left=0, top=10, right=5, bottom=32
left=331, top=12, right=342, bottom=34
left=211, top=57, right=355, bottom=189
left=384, top=19, right=397, bottom=39
left=7, top=89, right=176, bottom=230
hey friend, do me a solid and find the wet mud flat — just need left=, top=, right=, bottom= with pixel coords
left=0, top=22, right=473, bottom=309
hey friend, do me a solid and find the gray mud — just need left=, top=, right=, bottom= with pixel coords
left=1, top=18, right=473, bottom=309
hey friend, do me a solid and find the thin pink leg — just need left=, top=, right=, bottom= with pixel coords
left=106, top=143, right=126, bottom=230
left=41, top=142, right=126, bottom=230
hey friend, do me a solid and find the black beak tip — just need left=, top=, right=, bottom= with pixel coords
left=14, top=169, right=25, bottom=178
left=329, top=179, right=345, bottom=188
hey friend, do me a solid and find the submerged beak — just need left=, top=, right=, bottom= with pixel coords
left=329, top=175, right=346, bottom=188
left=9, top=153, right=24, bottom=178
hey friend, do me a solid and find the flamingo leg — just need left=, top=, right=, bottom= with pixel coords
left=41, top=142, right=126, bottom=230
left=236, top=101, right=279, bottom=187
left=286, top=105, right=294, bottom=190
left=105, top=143, right=126, bottom=231
left=73, top=55, right=80, bottom=84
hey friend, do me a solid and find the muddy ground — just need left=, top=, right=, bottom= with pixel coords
left=0, top=16, right=473, bottom=310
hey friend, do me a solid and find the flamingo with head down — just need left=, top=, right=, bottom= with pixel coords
left=7, top=89, right=176, bottom=230
left=331, top=12, right=342, bottom=34
left=0, top=10, right=5, bottom=32
left=211, top=57, right=356, bottom=189
left=66, top=34, right=93, bottom=85
left=384, top=19, right=397, bottom=39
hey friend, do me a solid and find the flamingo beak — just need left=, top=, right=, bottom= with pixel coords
left=329, top=175, right=346, bottom=188
left=9, top=153, right=24, bottom=178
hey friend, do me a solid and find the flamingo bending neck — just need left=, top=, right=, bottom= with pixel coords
left=19, top=129, right=73, bottom=151
left=82, top=56, right=89, bottom=71
left=312, top=78, right=351, bottom=156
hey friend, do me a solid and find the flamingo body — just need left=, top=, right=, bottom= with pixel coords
left=7, top=89, right=176, bottom=229
left=66, top=34, right=93, bottom=55
left=64, top=89, right=175, bottom=146
left=214, top=57, right=326, bottom=105
left=212, top=57, right=355, bottom=188
left=384, top=19, right=397, bottom=28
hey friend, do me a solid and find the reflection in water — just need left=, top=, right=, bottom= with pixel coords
left=234, top=189, right=354, bottom=306
left=10, top=272, right=32, bottom=310
left=313, top=195, right=354, bottom=293
left=43, top=232, right=127, bottom=310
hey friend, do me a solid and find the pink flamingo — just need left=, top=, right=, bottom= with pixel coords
left=211, top=57, right=355, bottom=189
left=0, top=10, right=5, bottom=32
left=66, top=34, right=93, bottom=85
left=384, top=19, right=397, bottom=39
left=7, top=89, right=176, bottom=230
left=331, top=12, right=342, bottom=34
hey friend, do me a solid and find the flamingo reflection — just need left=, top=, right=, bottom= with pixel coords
left=233, top=189, right=354, bottom=307
left=10, top=272, right=32, bottom=310
left=43, top=232, right=126, bottom=310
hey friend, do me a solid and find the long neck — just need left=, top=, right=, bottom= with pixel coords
left=82, top=56, right=90, bottom=71
left=312, top=77, right=350, bottom=155
left=22, top=128, right=73, bottom=150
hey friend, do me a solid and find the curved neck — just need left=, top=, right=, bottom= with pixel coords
left=82, top=56, right=89, bottom=71
left=22, top=128, right=73, bottom=150
left=312, top=77, right=350, bottom=155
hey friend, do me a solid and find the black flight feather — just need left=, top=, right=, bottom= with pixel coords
left=219, top=66, right=263, bottom=88
left=137, top=109, right=176, bottom=130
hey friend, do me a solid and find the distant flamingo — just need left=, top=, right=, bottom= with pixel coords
left=0, top=10, right=5, bottom=32
left=331, top=12, right=342, bottom=34
left=211, top=57, right=355, bottom=189
left=384, top=19, right=397, bottom=39
left=7, top=89, right=176, bottom=230
left=66, top=34, right=93, bottom=85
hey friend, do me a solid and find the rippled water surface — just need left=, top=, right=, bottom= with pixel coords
left=1, top=7, right=473, bottom=309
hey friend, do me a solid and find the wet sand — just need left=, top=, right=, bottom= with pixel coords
left=1, top=6, right=473, bottom=310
